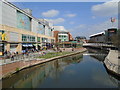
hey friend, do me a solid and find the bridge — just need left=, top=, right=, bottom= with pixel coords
left=83, top=43, right=117, bottom=50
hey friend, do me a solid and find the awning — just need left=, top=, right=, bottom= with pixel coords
left=22, top=44, right=33, bottom=47
left=0, top=44, right=3, bottom=46
left=28, top=44, right=33, bottom=47
left=22, top=44, right=28, bottom=47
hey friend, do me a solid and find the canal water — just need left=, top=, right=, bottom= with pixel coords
left=2, top=51, right=120, bottom=88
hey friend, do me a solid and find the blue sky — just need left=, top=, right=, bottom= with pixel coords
left=13, top=1, right=118, bottom=38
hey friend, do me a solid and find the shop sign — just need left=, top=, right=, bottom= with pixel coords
left=0, top=52, right=3, bottom=56
left=0, top=32, right=7, bottom=41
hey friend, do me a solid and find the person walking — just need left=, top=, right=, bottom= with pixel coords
left=11, top=52, right=15, bottom=61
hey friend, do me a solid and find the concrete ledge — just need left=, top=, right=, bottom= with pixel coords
left=104, top=50, right=120, bottom=77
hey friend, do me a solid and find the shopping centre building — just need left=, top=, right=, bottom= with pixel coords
left=0, top=1, right=55, bottom=55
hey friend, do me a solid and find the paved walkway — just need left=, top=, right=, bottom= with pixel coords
left=0, top=48, right=86, bottom=79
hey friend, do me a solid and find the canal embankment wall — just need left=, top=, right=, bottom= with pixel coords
left=104, top=50, right=120, bottom=76
left=1, top=48, right=87, bottom=80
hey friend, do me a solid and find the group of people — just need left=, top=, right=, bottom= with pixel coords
left=3, top=50, right=19, bottom=60
left=3, top=47, right=48, bottom=60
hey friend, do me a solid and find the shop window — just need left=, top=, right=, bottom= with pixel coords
left=37, top=37, right=41, bottom=42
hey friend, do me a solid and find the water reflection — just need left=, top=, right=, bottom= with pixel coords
left=87, top=49, right=120, bottom=88
left=2, top=54, right=83, bottom=88
left=1, top=51, right=120, bottom=88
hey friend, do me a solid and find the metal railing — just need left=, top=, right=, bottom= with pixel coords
left=0, top=50, right=55, bottom=66
left=83, top=43, right=115, bottom=47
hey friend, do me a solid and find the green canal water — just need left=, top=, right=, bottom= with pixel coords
left=2, top=52, right=120, bottom=88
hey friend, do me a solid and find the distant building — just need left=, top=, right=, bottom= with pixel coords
left=75, top=36, right=86, bottom=43
left=89, top=28, right=118, bottom=43
left=89, top=32, right=105, bottom=43
left=53, top=31, right=59, bottom=43
left=105, top=28, right=117, bottom=43
left=58, top=31, right=69, bottom=42
left=53, top=26, right=73, bottom=43
left=68, top=33, right=74, bottom=41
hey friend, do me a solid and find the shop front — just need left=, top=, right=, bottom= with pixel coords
left=0, top=43, right=4, bottom=56
left=37, top=44, right=41, bottom=50
left=22, top=43, right=36, bottom=52
left=10, top=44, right=18, bottom=53
left=0, top=30, right=7, bottom=56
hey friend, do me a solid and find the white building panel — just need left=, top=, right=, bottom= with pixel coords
left=31, top=19, right=38, bottom=33
left=2, top=2, right=17, bottom=28
left=10, top=32, right=19, bottom=42
left=0, top=1, right=2, bottom=25
left=45, top=26, right=49, bottom=36
left=48, top=39, right=51, bottom=43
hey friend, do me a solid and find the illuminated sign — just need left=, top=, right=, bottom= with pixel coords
left=0, top=52, right=3, bottom=55
left=109, top=30, right=115, bottom=33
left=0, top=31, right=7, bottom=41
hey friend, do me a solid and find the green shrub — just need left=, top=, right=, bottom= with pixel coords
left=16, top=67, right=20, bottom=72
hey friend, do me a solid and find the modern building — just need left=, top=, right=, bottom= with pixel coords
left=58, top=31, right=69, bottom=42
left=0, top=1, right=55, bottom=55
left=53, top=26, right=74, bottom=48
left=105, top=28, right=117, bottom=43
left=53, top=26, right=70, bottom=43
left=89, top=32, right=105, bottom=43
left=89, top=28, right=118, bottom=43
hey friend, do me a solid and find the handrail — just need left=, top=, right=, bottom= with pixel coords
left=83, top=43, right=115, bottom=47
left=0, top=51, right=53, bottom=66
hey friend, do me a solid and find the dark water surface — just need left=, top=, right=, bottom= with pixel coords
left=2, top=52, right=120, bottom=88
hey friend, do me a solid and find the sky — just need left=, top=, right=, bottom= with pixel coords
left=12, top=1, right=118, bottom=38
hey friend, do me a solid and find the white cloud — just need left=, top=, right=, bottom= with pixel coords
left=46, top=18, right=65, bottom=24
left=65, top=14, right=77, bottom=17
left=92, top=1, right=118, bottom=17
left=69, top=19, right=118, bottom=38
left=42, top=9, right=59, bottom=17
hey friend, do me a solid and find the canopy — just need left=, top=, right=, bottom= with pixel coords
left=22, top=44, right=33, bottom=47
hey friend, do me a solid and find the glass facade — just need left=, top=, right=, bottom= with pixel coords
left=37, top=37, right=41, bottom=42
left=48, top=29, right=52, bottom=37
left=42, top=38, right=48, bottom=43
left=22, top=34, right=35, bottom=42
left=17, top=11, right=31, bottom=31
left=38, top=24, right=45, bottom=35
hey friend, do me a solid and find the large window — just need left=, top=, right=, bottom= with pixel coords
left=42, top=38, right=47, bottom=43
left=37, top=37, right=41, bottom=42
left=38, top=24, right=45, bottom=35
left=17, top=11, right=31, bottom=31
left=22, top=34, right=35, bottom=42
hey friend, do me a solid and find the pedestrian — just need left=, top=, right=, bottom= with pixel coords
left=4, top=50, right=7, bottom=58
left=72, top=48, right=74, bottom=51
left=11, top=52, right=15, bottom=61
